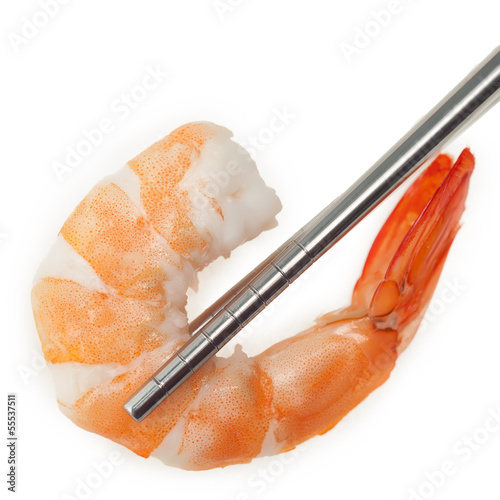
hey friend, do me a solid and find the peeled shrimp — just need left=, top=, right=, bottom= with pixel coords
left=31, top=122, right=474, bottom=470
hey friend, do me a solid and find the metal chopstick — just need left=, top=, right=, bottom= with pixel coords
left=125, top=46, right=500, bottom=422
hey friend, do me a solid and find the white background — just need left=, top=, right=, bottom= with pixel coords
left=2, top=1, right=500, bottom=499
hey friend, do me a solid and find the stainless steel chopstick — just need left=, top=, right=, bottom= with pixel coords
left=125, top=46, right=500, bottom=422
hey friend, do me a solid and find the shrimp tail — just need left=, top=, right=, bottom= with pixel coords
left=352, top=149, right=475, bottom=350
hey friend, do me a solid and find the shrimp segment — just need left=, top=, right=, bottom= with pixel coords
left=31, top=121, right=474, bottom=471
left=128, top=122, right=216, bottom=261
left=255, top=319, right=398, bottom=451
left=31, top=278, right=167, bottom=364
left=60, top=182, right=175, bottom=302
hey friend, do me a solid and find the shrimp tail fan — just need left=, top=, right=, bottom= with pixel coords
left=351, top=149, right=475, bottom=350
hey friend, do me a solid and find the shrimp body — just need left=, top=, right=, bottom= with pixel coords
left=31, top=123, right=474, bottom=470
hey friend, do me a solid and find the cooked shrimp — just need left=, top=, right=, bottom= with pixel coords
left=31, top=122, right=474, bottom=470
